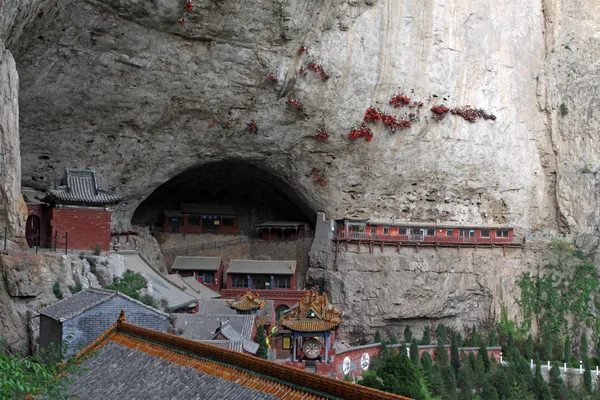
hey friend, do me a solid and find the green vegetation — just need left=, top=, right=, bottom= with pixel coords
left=0, top=336, right=77, bottom=399
left=68, top=281, right=82, bottom=295
left=559, top=103, right=568, bottom=116
left=105, top=270, right=158, bottom=308
left=92, top=244, right=102, bottom=256
left=52, top=282, right=63, bottom=300
left=253, top=325, right=269, bottom=360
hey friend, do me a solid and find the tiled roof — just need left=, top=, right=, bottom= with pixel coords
left=70, top=320, right=408, bottom=400
left=68, top=341, right=277, bottom=399
left=120, top=252, right=199, bottom=311
left=199, top=299, right=274, bottom=320
left=172, top=256, right=221, bottom=271
left=39, top=288, right=167, bottom=322
left=215, top=323, right=259, bottom=354
left=227, top=290, right=267, bottom=312
left=182, top=276, right=220, bottom=298
left=202, top=340, right=244, bottom=353
left=228, top=260, right=296, bottom=275
left=173, top=314, right=254, bottom=341
left=47, top=169, right=123, bottom=206
left=281, top=320, right=341, bottom=333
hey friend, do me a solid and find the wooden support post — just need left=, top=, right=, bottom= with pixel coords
left=358, top=241, right=361, bottom=253
left=503, top=246, right=506, bottom=257
left=369, top=241, right=373, bottom=254
left=435, top=243, right=439, bottom=252
left=345, top=240, right=348, bottom=251
left=457, top=244, right=460, bottom=253
left=380, top=242, right=384, bottom=253
left=416, top=243, right=419, bottom=254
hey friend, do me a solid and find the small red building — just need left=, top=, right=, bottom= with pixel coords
left=170, top=256, right=224, bottom=293
left=162, top=203, right=239, bottom=235
left=255, top=221, right=308, bottom=241
left=24, top=170, right=123, bottom=252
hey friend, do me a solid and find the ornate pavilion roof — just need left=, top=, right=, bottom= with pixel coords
left=47, top=169, right=123, bottom=207
left=281, top=289, right=342, bottom=333
left=227, top=289, right=267, bottom=313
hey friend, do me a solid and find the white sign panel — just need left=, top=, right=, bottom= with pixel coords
left=360, top=353, right=370, bottom=371
left=342, top=356, right=351, bottom=375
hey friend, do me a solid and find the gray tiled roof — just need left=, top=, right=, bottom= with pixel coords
left=216, top=324, right=259, bottom=354
left=228, top=260, right=296, bottom=275
left=172, top=256, right=221, bottom=271
left=182, top=277, right=220, bottom=298
left=120, top=253, right=199, bottom=311
left=201, top=340, right=244, bottom=353
left=47, top=169, right=123, bottom=206
left=67, top=341, right=276, bottom=400
left=173, top=314, right=254, bottom=341
left=39, top=288, right=167, bottom=322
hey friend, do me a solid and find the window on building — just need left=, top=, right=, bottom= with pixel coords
left=222, top=217, right=234, bottom=227
left=446, top=229, right=454, bottom=237
left=231, top=275, right=247, bottom=288
left=497, top=230, right=509, bottom=238
left=481, top=230, right=490, bottom=238
left=370, top=226, right=377, bottom=234
left=426, top=228, right=435, bottom=236
left=188, top=216, right=200, bottom=226
left=201, top=272, right=214, bottom=284
left=349, top=224, right=365, bottom=232
left=252, top=275, right=271, bottom=290
left=459, top=229, right=469, bottom=237
left=383, top=226, right=390, bottom=235
left=276, top=305, right=290, bottom=320
left=282, top=336, right=291, bottom=349
left=398, top=228, right=407, bottom=235
left=274, top=276, right=291, bottom=289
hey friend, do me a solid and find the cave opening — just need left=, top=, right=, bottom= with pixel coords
left=132, top=161, right=315, bottom=235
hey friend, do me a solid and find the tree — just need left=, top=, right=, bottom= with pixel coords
left=378, top=353, right=430, bottom=400
left=410, top=338, right=420, bottom=365
left=489, top=367, right=511, bottom=400
left=489, top=330, right=497, bottom=347
left=451, top=333, right=461, bottom=374
left=564, top=335, right=571, bottom=364
left=437, top=324, right=447, bottom=345
left=549, top=362, right=568, bottom=400
left=435, top=338, right=449, bottom=366
left=358, top=370, right=383, bottom=390
left=253, top=325, right=269, bottom=359
left=441, top=364, right=457, bottom=399
left=429, top=365, right=446, bottom=398
left=584, top=356, right=592, bottom=393
left=422, top=326, right=431, bottom=345
left=533, top=363, right=551, bottom=400
left=374, top=330, right=382, bottom=344
left=458, top=365, right=474, bottom=400
left=105, top=270, right=158, bottom=308
left=471, top=325, right=478, bottom=347
left=524, top=334, right=534, bottom=360
left=421, top=352, right=433, bottom=377
left=473, top=356, right=486, bottom=391
left=404, top=325, right=413, bottom=343
left=541, top=324, right=552, bottom=361
left=400, top=343, right=408, bottom=357
left=479, top=342, right=491, bottom=373
left=389, top=332, right=399, bottom=345
left=369, top=354, right=381, bottom=372
left=380, top=340, right=391, bottom=363
left=581, top=330, right=589, bottom=359
left=481, top=378, right=499, bottom=400
left=0, top=337, right=75, bottom=399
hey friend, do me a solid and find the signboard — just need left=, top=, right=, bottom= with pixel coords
left=342, top=356, right=351, bottom=375
left=360, top=353, right=370, bottom=371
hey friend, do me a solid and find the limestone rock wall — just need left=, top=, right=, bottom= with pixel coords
left=0, top=40, right=26, bottom=246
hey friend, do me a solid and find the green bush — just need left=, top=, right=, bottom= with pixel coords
left=68, top=282, right=82, bottom=294
left=52, top=282, right=63, bottom=300
left=92, top=244, right=102, bottom=256
left=78, top=252, right=85, bottom=260
left=105, top=271, right=147, bottom=299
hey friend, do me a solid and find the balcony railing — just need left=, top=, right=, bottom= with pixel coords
left=221, top=289, right=308, bottom=300
left=336, top=231, right=515, bottom=244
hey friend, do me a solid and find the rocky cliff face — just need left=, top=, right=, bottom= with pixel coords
left=0, top=39, right=27, bottom=246
left=0, top=0, right=599, bottom=335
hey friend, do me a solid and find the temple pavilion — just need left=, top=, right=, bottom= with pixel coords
left=280, top=288, right=342, bottom=365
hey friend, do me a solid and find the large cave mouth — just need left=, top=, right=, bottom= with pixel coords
left=131, top=161, right=314, bottom=233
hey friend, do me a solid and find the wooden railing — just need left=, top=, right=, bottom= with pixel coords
left=221, top=289, right=308, bottom=300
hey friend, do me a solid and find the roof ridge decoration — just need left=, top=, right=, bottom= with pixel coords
left=226, top=289, right=267, bottom=313
left=281, top=288, right=342, bottom=333
left=73, top=313, right=408, bottom=400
